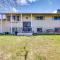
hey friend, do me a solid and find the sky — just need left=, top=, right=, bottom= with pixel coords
left=0, top=0, right=60, bottom=13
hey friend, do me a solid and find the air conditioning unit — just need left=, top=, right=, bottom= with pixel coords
left=0, top=14, right=6, bottom=19
left=3, top=15, right=6, bottom=19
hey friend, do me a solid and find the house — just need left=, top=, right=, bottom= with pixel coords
left=0, top=12, right=60, bottom=35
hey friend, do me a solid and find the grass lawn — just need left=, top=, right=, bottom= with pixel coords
left=0, top=35, right=60, bottom=60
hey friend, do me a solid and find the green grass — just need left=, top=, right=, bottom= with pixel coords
left=0, top=35, right=60, bottom=60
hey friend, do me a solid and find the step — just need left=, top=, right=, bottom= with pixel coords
left=17, top=33, right=33, bottom=36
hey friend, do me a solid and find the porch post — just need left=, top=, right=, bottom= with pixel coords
left=10, top=13, right=12, bottom=34
left=16, top=15, right=18, bottom=33
left=31, top=14, right=32, bottom=32
left=21, top=13, right=23, bottom=32
left=1, top=14, right=3, bottom=33
left=31, top=14, right=32, bottom=27
left=21, top=13, right=22, bottom=24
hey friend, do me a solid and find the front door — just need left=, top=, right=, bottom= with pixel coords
left=23, top=22, right=32, bottom=33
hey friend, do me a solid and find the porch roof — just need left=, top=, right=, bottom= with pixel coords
left=0, top=12, right=60, bottom=15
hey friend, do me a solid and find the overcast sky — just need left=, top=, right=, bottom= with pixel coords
left=0, top=0, right=60, bottom=13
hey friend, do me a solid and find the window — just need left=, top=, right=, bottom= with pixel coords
left=23, top=22, right=31, bottom=27
left=7, top=16, right=10, bottom=21
left=54, top=16, right=60, bottom=20
left=12, top=27, right=21, bottom=33
left=12, top=16, right=15, bottom=20
left=35, top=16, right=44, bottom=20
left=23, top=27, right=32, bottom=32
left=23, top=22, right=31, bottom=32
left=16, top=16, right=19, bottom=21
left=12, top=27, right=17, bottom=34
left=55, top=28, right=60, bottom=32
left=37, top=28, right=42, bottom=32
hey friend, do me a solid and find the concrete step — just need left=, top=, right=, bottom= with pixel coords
left=17, top=33, right=33, bottom=36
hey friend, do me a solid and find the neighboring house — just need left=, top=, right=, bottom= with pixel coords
left=0, top=12, right=60, bottom=35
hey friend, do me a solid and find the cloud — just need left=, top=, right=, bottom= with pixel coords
left=12, top=7, right=18, bottom=12
left=28, top=0, right=36, bottom=3
left=52, top=10, right=57, bottom=13
left=16, top=0, right=37, bottom=5
left=17, top=0, right=27, bottom=5
left=8, top=7, right=18, bottom=13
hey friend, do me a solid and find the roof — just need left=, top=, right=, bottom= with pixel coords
left=0, top=12, right=60, bottom=15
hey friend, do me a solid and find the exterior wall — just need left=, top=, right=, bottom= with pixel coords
left=22, top=14, right=31, bottom=22
left=31, top=14, right=60, bottom=33
left=2, top=21, right=23, bottom=33
left=32, top=20, right=60, bottom=33
left=2, top=21, right=10, bottom=33
left=0, top=13, right=60, bottom=34
left=45, top=16, right=53, bottom=20
left=4, top=14, right=23, bottom=33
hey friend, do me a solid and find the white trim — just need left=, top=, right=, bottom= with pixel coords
left=15, top=15, right=17, bottom=27
left=1, top=14, right=3, bottom=33
left=21, top=14, right=23, bottom=32
left=21, top=13, right=22, bottom=22
left=10, top=14, right=12, bottom=34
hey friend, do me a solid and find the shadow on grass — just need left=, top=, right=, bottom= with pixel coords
left=0, top=33, right=60, bottom=36
left=33, top=33, right=60, bottom=36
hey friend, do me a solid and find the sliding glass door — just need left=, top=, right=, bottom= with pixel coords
left=23, top=22, right=32, bottom=33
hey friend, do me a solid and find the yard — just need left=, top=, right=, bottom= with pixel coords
left=0, top=35, right=60, bottom=60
